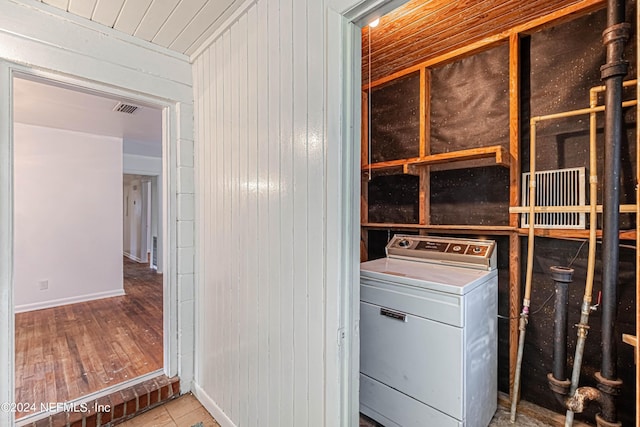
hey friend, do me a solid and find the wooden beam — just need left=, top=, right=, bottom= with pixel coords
left=515, top=228, right=637, bottom=240
left=361, top=90, right=369, bottom=167
left=508, top=32, right=521, bottom=398
left=419, top=68, right=431, bottom=226
left=405, top=145, right=510, bottom=170
left=362, top=146, right=510, bottom=175
left=509, top=204, right=638, bottom=213
left=362, top=223, right=515, bottom=235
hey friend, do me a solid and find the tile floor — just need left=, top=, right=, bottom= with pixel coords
left=125, top=394, right=559, bottom=427
left=118, top=393, right=220, bottom=427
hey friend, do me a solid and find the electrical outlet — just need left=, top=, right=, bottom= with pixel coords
left=38, top=280, right=48, bottom=291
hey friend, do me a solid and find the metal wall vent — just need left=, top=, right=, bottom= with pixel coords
left=113, top=102, right=139, bottom=114
left=521, top=167, right=586, bottom=229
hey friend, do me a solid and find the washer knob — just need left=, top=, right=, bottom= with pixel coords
left=398, top=239, right=411, bottom=248
left=473, top=246, right=482, bottom=253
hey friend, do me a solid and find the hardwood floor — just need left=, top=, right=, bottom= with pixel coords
left=15, top=258, right=163, bottom=418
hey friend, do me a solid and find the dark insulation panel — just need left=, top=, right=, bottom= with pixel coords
left=369, top=71, right=421, bottom=163
left=430, top=166, right=510, bottom=225
left=522, top=2, right=638, bottom=229
left=367, top=174, right=420, bottom=224
left=430, top=44, right=510, bottom=153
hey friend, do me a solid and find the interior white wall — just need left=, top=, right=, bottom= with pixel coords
left=192, top=1, right=327, bottom=424
left=0, top=2, right=194, bottom=425
left=123, top=177, right=143, bottom=262
left=190, top=0, right=384, bottom=425
left=13, top=123, right=124, bottom=312
left=192, top=0, right=411, bottom=424
left=123, top=153, right=164, bottom=272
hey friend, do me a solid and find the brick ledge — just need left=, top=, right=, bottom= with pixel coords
left=25, top=375, right=180, bottom=427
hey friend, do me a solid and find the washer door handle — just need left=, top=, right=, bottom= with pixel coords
left=380, top=308, right=407, bottom=322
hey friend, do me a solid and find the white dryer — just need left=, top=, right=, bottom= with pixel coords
left=360, top=235, right=498, bottom=427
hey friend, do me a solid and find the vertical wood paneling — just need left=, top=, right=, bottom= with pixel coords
left=194, top=0, right=327, bottom=425
left=266, top=0, right=282, bottom=424
left=235, top=12, right=249, bottom=427
left=213, top=35, right=225, bottom=405
left=292, top=0, right=309, bottom=424
left=255, top=0, right=270, bottom=424
left=279, top=0, right=295, bottom=425
left=245, top=7, right=259, bottom=426
left=221, top=29, right=232, bottom=416
left=193, top=48, right=204, bottom=385
left=306, top=0, right=324, bottom=425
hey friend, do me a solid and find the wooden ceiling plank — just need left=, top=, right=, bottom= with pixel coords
left=133, top=0, right=181, bottom=42
left=365, top=0, right=581, bottom=78
left=364, top=0, right=604, bottom=85
left=379, top=0, right=598, bottom=72
left=168, top=0, right=231, bottom=53
left=41, top=0, right=69, bottom=11
left=113, top=0, right=153, bottom=35
left=152, top=0, right=207, bottom=48
left=363, top=0, right=482, bottom=52
left=362, top=0, right=454, bottom=46
left=92, top=0, right=126, bottom=28
left=68, top=0, right=97, bottom=19
left=180, top=0, right=241, bottom=56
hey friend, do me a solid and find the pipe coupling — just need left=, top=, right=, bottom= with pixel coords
left=550, top=266, right=574, bottom=283
left=566, top=386, right=600, bottom=413
left=601, top=61, right=629, bottom=79
left=595, top=371, right=623, bottom=396
left=602, top=22, right=631, bottom=45
left=595, top=413, right=622, bottom=427
left=546, top=373, right=571, bottom=395
left=575, top=322, right=590, bottom=338
left=519, top=314, right=528, bottom=330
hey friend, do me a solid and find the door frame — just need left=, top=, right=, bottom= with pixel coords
left=327, top=0, right=410, bottom=424
left=0, top=62, right=182, bottom=426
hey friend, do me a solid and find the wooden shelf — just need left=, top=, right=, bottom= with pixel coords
left=361, top=145, right=510, bottom=175
left=362, top=222, right=515, bottom=235
left=516, top=228, right=637, bottom=240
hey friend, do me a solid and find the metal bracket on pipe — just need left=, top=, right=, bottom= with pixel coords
left=594, top=414, right=622, bottom=427
left=595, top=372, right=622, bottom=395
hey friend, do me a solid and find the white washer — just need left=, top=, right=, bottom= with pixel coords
left=360, top=235, right=498, bottom=427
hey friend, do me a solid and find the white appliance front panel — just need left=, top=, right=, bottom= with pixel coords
left=360, top=374, right=462, bottom=427
left=360, top=300, right=464, bottom=419
left=361, top=276, right=466, bottom=327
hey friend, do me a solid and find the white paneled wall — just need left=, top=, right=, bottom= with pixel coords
left=193, top=0, right=328, bottom=425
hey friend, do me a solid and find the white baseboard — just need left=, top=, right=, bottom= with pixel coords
left=14, top=289, right=126, bottom=313
left=192, top=382, right=237, bottom=427
left=123, top=251, right=146, bottom=263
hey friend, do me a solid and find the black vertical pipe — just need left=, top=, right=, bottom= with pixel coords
left=550, top=266, right=573, bottom=382
left=599, top=0, right=629, bottom=423
left=600, top=0, right=628, bottom=383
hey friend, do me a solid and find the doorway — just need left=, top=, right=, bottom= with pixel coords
left=12, top=73, right=166, bottom=422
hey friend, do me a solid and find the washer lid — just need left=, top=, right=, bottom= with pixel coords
left=360, top=257, right=496, bottom=295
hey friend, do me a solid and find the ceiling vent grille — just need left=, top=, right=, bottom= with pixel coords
left=113, top=102, right=139, bottom=114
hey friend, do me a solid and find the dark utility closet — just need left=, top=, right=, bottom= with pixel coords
left=360, top=0, right=637, bottom=425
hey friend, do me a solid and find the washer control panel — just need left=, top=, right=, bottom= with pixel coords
left=386, top=235, right=496, bottom=270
